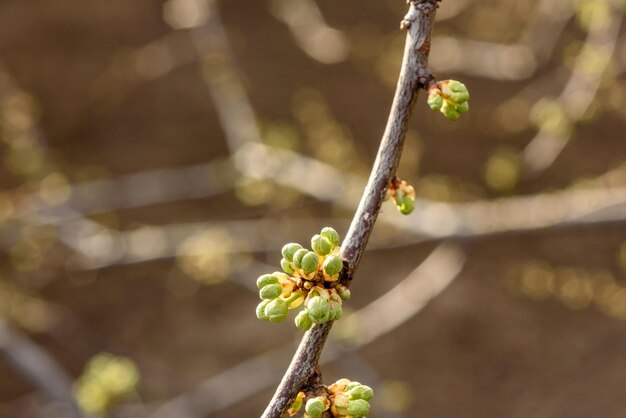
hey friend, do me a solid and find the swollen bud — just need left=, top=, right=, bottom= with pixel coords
left=301, top=252, right=320, bottom=274
left=335, top=284, right=351, bottom=301
left=348, top=385, right=374, bottom=401
left=334, top=379, right=352, bottom=391
left=457, top=101, right=469, bottom=114
left=280, top=258, right=294, bottom=274
left=256, top=300, right=271, bottom=321
left=292, top=249, right=308, bottom=269
left=307, top=296, right=330, bottom=324
left=346, top=381, right=361, bottom=391
left=320, top=227, right=340, bottom=247
left=427, top=91, right=443, bottom=110
left=311, top=234, right=332, bottom=256
left=295, top=309, right=313, bottom=331
left=281, top=243, right=303, bottom=262
left=442, top=80, right=470, bottom=103
left=259, top=283, right=282, bottom=300
left=332, top=392, right=350, bottom=411
left=305, top=397, right=326, bottom=418
left=328, top=300, right=343, bottom=321
left=428, top=80, right=470, bottom=121
left=264, top=298, right=288, bottom=322
left=441, top=101, right=460, bottom=121
left=399, top=195, right=415, bottom=215
left=323, top=255, right=343, bottom=277
left=256, top=274, right=279, bottom=289
left=346, top=399, right=370, bottom=417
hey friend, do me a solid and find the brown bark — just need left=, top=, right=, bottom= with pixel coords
left=261, top=2, right=441, bottom=417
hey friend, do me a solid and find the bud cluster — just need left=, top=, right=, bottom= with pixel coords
left=73, top=353, right=140, bottom=415
left=291, top=378, right=374, bottom=418
left=385, top=177, right=416, bottom=215
left=256, top=227, right=351, bottom=330
left=427, top=80, right=470, bottom=121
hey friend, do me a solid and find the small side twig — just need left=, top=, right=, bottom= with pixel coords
left=261, top=1, right=441, bottom=417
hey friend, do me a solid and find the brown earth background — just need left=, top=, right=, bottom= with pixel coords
left=0, top=0, right=625, bottom=417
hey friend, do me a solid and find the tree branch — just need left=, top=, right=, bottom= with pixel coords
left=261, top=1, right=440, bottom=417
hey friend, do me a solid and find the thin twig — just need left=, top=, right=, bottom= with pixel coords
left=193, top=0, right=263, bottom=154
left=270, top=0, right=350, bottom=64
left=261, top=1, right=440, bottom=416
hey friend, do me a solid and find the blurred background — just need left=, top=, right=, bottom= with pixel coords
left=0, top=0, right=625, bottom=417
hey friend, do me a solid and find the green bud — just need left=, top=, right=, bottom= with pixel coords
left=256, top=274, right=279, bottom=289
left=333, top=393, right=350, bottom=410
left=335, top=284, right=351, bottom=301
left=448, top=80, right=466, bottom=91
left=456, top=101, right=469, bottom=113
left=328, top=301, right=343, bottom=321
left=307, top=296, right=330, bottom=324
left=348, top=385, right=373, bottom=401
left=450, top=83, right=469, bottom=104
left=320, top=227, right=340, bottom=247
left=256, top=300, right=271, bottom=321
left=259, top=283, right=282, bottom=300
left=450, top=92, right=469, bottom=104
left=281, top=243, right=303, bottom=262
left=398, top=195, right=414, bottom=215
left=443, top=80, right=469, bottom=103
left=295, top=309, right=313, bottom=331
left=280, top=258, right=294, bottom=274
left=346, top=399, right=370, bottom=416
left=301, top=252, right=320, bottom=274
left=305, top=397, right=326, bottom=418
left=441, top=101, right=460, bottom=121
left=323, top=255, right=343, bottom=276
left=311, top=234, right=332, bottom=256
left=427, top=91, right=443, bottom=110
left=292, top=249, right=308, bottom=269
left=346, top=381, right=361, bottom=390
left=264, top=298, right=288, bottom=322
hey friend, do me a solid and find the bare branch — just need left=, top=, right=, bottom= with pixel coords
left=235, top=142, right=626, bottom=241
left=261, top=1, right=440, bottom=416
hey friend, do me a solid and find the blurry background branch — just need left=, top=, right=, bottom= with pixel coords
left=0, top=0, right=625, bottom=417
left=430, top=0, right=574, bottom=80
left=522, top=0, right=624, bottom=176
left=1, top=144, right=624, bottom=273
left=0, top=319, right=86, bottom=418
